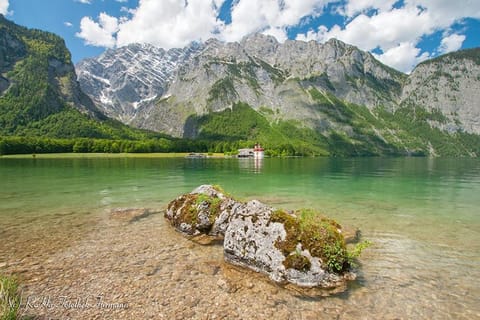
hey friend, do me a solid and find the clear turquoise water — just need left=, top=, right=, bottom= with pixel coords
left=1, top=157, right=479, bottom=318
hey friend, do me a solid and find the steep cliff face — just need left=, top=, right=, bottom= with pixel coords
left=240, top=34, right=405, bottom=108
left=0, top=23, right=27, bottom=94
left=401, top=48, right=480, bottom=134
left=76, top=42, right=203, bottom=123
left=126, top=35, right=406, bottom=138
left=0, top=14, right=101, bottom=126
left=0, top=15, right=102, bottom=122
left=0, top=15, right=153, bottom=139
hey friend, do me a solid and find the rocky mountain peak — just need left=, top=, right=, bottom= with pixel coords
left=76, top=41, right=203, bottom=122
left=240, top=33, right=279, bottom=56
left=122, top=35, right=407, bottom=137
left=401, top=47, right=480, bottom=134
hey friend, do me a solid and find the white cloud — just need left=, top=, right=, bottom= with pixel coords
left=64, top=21, right=73, bottom=27
left=115, top=0, right=128, bottom=2
left=407, top=0, right=480, bottom=23
left=296, top=0, right=480, bottom=72
left=220, top=0, right=326, bottom=42
left=116, top=0, right=223, bottom=48
left=342, top=0, right=398, bottom=17
left=77, top=0, right=326, bottom=49
left=296, top=27, right=324, bottom=42
left=219, top=0, right=265, bottom=41
left=304, top=7, right=436, bottom=53
left=374, top=42, right=430, bottom=73
left=120, top=6, right=134, bottom=14
left=76, top=0, right=92, bottom=4
left=262, top=27, right=288, bottom=42
left=76, top=12, right=119, bottom=47
left=0, top=0, right=10, bottom=15
left=439, top=33, right=466, bottom=54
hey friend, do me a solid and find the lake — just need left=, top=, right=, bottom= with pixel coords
left=1, top=156, right=479, bottom=319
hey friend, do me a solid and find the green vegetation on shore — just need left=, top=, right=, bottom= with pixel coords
left=0, top=136, right=204, bottom=156
left=0, top=135, right=315, bottom=157
left=187, top=102, right=330, bottom=157
left=0, top=152, right=201, bottom=159
left=185, top=99, right=480, bottom=157
left=2, top=97, right=480, bottom=157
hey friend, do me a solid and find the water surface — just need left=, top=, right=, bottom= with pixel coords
left=1, top=157, right=479, bottom=319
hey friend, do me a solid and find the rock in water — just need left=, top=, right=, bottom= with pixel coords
left=165, top=185, right=356, bottom=289
left=165, top=185, right=233, bottom=236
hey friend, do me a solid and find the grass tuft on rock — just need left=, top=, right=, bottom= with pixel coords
left=0, top=274, right=21, bottom=320
left=195, top=193, right=223, bottom=224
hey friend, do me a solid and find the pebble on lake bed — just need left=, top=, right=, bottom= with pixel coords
left=109, top=208, right=155, bottom=222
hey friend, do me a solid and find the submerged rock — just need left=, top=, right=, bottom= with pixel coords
left=109, top=208, right=153, bottom=222
left=165, top=185, right=359, bottom=289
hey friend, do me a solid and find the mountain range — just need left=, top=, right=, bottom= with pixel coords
left=76, top=33, right=480, bottom=156
left=1, top=15, right=479, bottom=156
left=77, top=35, right=405, bottom=136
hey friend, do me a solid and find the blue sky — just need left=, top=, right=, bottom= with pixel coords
left=2, top=0, right=480, bottom=73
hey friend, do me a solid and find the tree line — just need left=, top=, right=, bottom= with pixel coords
left=0, top=136, right=313, bottom=157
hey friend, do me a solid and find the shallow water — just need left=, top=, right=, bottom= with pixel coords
left=1, top=157, right=479, bottom=319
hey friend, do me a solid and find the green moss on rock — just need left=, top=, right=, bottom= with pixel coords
left=195, top=193, right=223, bottom=224
left=270, top=210, right=300, bottom=255
left=167, top=191, right=225, bottom=235
left=284, top=252, right=311, bottom=272
left=270, top=208, right=350, bottom=273
left=168, top=193, right=200, bottom=230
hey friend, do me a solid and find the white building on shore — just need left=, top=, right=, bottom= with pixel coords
left=237, top=143, right=265, bottom=158
left=253, top=143, right=264, bottom=159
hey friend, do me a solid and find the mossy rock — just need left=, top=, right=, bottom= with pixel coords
left=165, top=185, right=230, bottom=236
left=270, top=209, right=349, bottom=273
left=166, top=193, right=200, bottom=234
left=165, top=185, right=370, bottom=291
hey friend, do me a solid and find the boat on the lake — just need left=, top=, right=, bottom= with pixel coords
left=185, top=153, right=207, bottom=159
